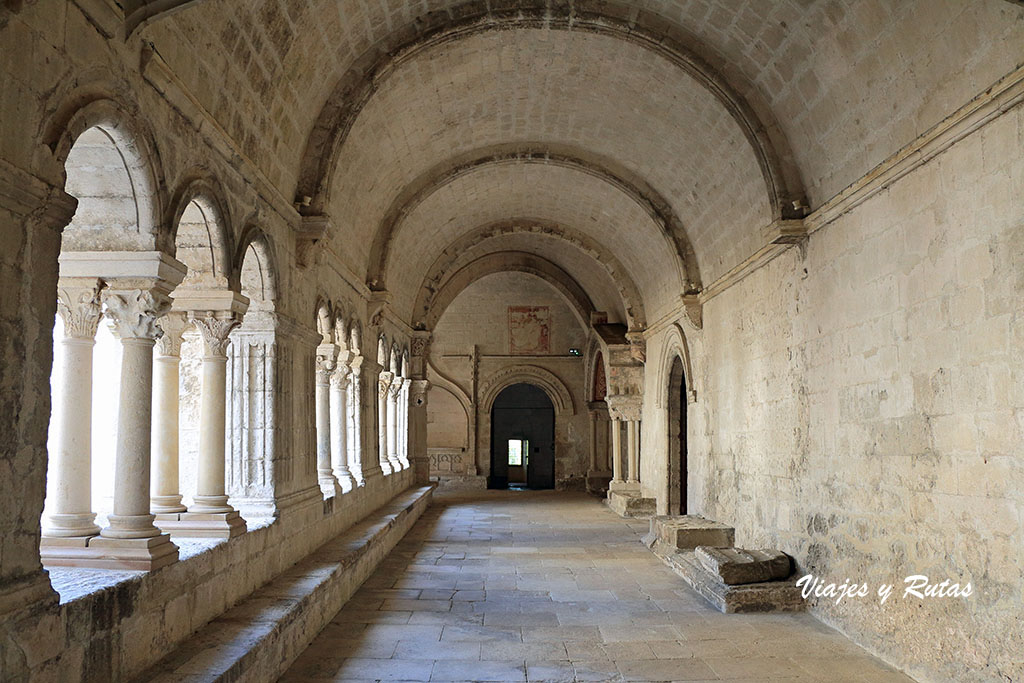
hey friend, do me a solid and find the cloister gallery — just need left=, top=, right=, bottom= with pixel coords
left=0, top=1, right=1022, bottom=682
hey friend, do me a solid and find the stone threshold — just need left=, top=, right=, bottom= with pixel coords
left=131, top=485, right=435, bottom=683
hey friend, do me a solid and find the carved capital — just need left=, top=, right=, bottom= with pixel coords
left=103, top=289, right=170, bottom=340
left=56, top=278, right=104, bottom=340
left=378, top=370, right=394, bottom=398
left=190, top=311, right=241, bottom=358
left=330, top=364, right=350, bottom=389
left=388, top=378, right=404, bottom=399
left=155, top=311, right=188, bottom=357
left=606, top=393, right=642, bottom=422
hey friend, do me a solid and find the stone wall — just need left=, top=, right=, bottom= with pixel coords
left=640, top=99, right=1024, bottom=682
left=429, top=272, right=590, bottom=488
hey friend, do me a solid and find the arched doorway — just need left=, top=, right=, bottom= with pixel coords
left=667, top=356, right=687, bottom=514
left=488, top=383, right=555, bottom=490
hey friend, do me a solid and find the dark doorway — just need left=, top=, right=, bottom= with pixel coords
left=489, top=383, right=555, bottom=490
left=667, top=357, right=687, bottom=514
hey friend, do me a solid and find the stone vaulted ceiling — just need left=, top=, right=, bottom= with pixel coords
left=142, top=0, right=1024, bottom=326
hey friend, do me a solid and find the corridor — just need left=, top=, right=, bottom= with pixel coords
left=280, top=491, right=912, bottom=682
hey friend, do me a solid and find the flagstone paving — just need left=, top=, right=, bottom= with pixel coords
left=279, top=490, right=914, bottom=682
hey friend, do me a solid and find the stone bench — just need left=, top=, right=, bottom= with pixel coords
left=606, top=490, right=657, bottom=518
left=132, top=486, right=434, bottom=683
left=642, top=514, right=735, bottom=554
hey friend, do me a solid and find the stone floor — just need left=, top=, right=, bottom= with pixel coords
left=280, top=490, right=914, bottom=682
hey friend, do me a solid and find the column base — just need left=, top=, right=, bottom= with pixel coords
left=156, top=510, right=247, bottom=538
left=41, top=512, right=101, bottom=538
left=379, top=460, right=394, bottom=476
left=41, top=533, right=179, bottom=571
left=333, top=469, right=357, bottom=493
left=387, top=456, right=402, bottom=473
left=151, top=494, right=187, bottom=514
left=319, top=474, right=342, bottom=498
left=608, top=479, right=638, bottom=493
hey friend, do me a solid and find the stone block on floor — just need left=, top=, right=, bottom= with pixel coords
left=695, top=546, right=792, bottom=585
left=661, top=550, right=805, bottom=613
left=605, top=490, right=656, bottom=518
left=642, top=514, right=735, bottom=552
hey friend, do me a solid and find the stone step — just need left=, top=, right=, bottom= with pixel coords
left=696, top=546, right=792, bottom=585
left=663, top=550, right=805, bottom=614
left=605, top=490, right=656, bottom=518
left=131, top=486, right=434, bottom=683
left=642, top=514, right=735, bottom=553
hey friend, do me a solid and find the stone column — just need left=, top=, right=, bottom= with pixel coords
left=151, top=312, right=188, bottom=514
left=386, top=378, right=402, bottom=472
left=377, top=370, right=394, bottom=475
left=585, top=401, right=611, bottom=493
left=398, top=378, right=411, bottom=469
left=89, top=287, right=179, bottom=570
left=408, top=379, right=431, bottom=485
left=626, top=419, right=640, bottom=484
left=315, top=344, right=340, bottom=497
left=330, top=363, right=356, bottom=492
left=344, top=352, right=363, bottom=486
left=353, top=356, right=384, bottom=484
left=609, top=418, right=624, bottom=488
left=41, top=278, right=104, bottom=541
left=175, top=311, right=246, bottom=538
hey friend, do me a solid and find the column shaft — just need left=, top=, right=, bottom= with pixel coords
left=151, top=354, right=185, bottom=512
left=610, top=419, right=623, bottom=484
left=44, top=337, right=100, bottom=536
left=626, top=420, right=640, bottom=484
left=330, top=372, right=355, bottom=491
left=315, top=369, right=335, bottom=492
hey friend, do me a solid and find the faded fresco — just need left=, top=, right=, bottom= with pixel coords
left=508, top=305, right=550, bottom=354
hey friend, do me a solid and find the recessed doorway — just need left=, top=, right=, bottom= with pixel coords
left=488, top=383, right=555, bottom=490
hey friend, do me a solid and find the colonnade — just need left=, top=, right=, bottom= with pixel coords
left=606, top=395, right=642, bottom=491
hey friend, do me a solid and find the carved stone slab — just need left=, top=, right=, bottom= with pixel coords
left=695, top=546, right=792, bottom=585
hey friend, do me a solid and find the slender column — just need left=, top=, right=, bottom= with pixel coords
left=330, top=365, right=356, bottom=491
left=42, top=279, right=104, bottom=538
left=378, top=371, right=394, bottom=475
left=151, top=313, right=188, bottom=513
left=346, top=359, right=363, bottom=485
left=399, top=378, right=411, bottom=469
left=626, top=420, right=640, bottom=484
left=173, top=312, right=246, bottom=538
left=353, top=356, right=384, bottom=483
left=386, top=379, right=401, bottom=472
left=610, top=419, right=623, bottom=486
left=315, top=347, right=340, bottom=496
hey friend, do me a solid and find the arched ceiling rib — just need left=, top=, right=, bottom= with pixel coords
left=422, top=251, right=595, bottom=331
left=292, top=2, right=804, bottom=220
left=325, top=28, right=773, bottom=290
left=148, top=1, right=1024, bottom=213
left=383, top=163, right=684, bottom=322
left=408, top=219, right=644, bottom=330
left=370, top=144, right=700, bottom=295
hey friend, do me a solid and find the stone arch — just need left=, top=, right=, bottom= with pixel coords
left=376, top=334, right=389, bottom=368
left=657, top=323, right=697, bottom=408
left=479, top=365, right=575, bottom=418
left=418, top=252, right=595, bottom=332
left=167, top=174, right=234, bottom=288
left=314, top=298, right=334, bottom=344
left=412, top=218, right=647, bottom=331
left=235, top=225, right=278, bottom=309
left=43, top=96, right=167, bottom=252
left=390, top=342, right=401, bottom=374
left=477, top=364, right=576, bottom=484
left=295, top=1, right=805, bottom=223
left=369, top=144, right=698, bottom=293
left=334, top=309, right=350, bottom=351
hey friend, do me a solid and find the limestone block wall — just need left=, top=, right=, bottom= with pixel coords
left=429, top=271, right=590, bottom=488
left=676, top=103, right=1024, bottom=682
